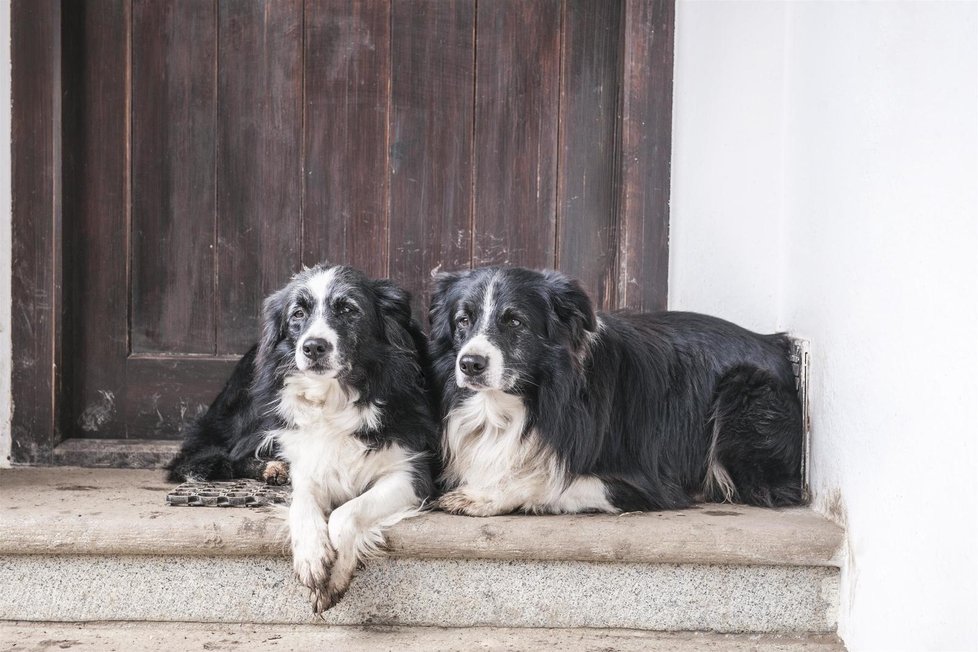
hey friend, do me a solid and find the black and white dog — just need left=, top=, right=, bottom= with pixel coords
left=262, top=264, right=438, bottom=611
left=429, top=266, right=804, bottom=516
left=171, top=264, right=438, bottom=612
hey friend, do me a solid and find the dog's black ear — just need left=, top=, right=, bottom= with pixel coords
left=255, top=285, right=289, bottom=372
left=428, top=270, right=467, bottom=342
left=543, top=270, right=597, bottom=351
left=373, top=279, right=415, bottom=348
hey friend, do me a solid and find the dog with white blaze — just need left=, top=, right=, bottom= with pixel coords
left=255, top=264, right=437, bottom=612
left=428, top=266, right=805, bottom=516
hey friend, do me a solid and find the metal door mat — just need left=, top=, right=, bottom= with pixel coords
left=167, top=480, right=292, bottom=507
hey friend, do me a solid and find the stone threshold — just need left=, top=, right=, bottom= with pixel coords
left=0, top=467, right=843, bottom=567
left=0, top=622, right=847, bottom=651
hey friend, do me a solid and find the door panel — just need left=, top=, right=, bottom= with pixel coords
left=473, top=0, right=561, bottom=269
left=303, top=1, right=391, bottom=278
left=216, top=0, right=303, bottom=354
left=42, top=0, right=674, bottom=448
left=388, top=0, right=475, bottom=313
left=131, top=0, right=217, bottom=354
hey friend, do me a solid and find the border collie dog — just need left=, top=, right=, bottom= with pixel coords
left=262, top=264, right=438, bottom=612
left=429, top=267, right=804, bottom=516
left=174, top=264, right=437, bottom=612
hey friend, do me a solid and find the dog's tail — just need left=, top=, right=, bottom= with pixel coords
left=703, top=364, right=806, bottom=507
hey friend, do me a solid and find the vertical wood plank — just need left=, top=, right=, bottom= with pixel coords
left=60, top=0, right=131, bottom=438
left=131, top=0, right=217, bottom=353
left=557, top=0, right=623, bottom=311
left=617, top=0, right=674, bottom=310
left=473, top=0, right=561, bottom=268
left=303, top=1, right=391, bottom=278
left=389, top=0, right=475, bottom=319
left=10, top=0, right=61, bottom=461
left=217, top=0, right=303, bottom=353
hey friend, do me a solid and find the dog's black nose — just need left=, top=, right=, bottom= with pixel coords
left=459, top=354, right=488, bottom=377
left=302, top=338, right=332, bottom=361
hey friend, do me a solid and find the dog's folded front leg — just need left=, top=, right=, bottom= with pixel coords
left=288, top=480, right=334, bottom=613
left=322, top=471, right=420, bottom=610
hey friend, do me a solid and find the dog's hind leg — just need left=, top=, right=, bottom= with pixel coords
left=323, top=469, right=421, bottom=610
left=166, top=446, right=234, bottom=483
left=705, top=365, right=805, bottom=507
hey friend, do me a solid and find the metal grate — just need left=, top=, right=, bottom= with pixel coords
left=788, top=337, right=812, bottom=499
left=166, top=479, right=292, bottom=508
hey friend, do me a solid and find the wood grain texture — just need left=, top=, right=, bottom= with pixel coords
left=10, top=0, right=61, bottom=463
left=60, top=0, right=130, bottom=439
left=389, top=0, right=475, bottom=320
left=473, top=0, right=561, bottom=268
left=131, top=0, right=217, bottom=354
left=303, top=1, right=391, bottom=277
left=216, top=0, right=303, bottom=353
left=617, top=0, right=674, bottom=310
left=557, top=0, right=623, bottom=311
left=124, top=357, right=239, bottom=439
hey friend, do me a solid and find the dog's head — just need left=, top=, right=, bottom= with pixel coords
left=429, top=267, right=597, bottom=393
left=256, top=264, right=415, bottom=383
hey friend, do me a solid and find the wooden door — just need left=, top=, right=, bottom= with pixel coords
left=11, top=0, right=675, bottom=465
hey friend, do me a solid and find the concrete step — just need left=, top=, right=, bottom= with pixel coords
left=0, top=468, right=844, bottom=634
left=0, top=622, right=847, bottom=651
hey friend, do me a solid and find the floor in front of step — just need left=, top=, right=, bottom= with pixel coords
left=0, top=622, right=847, bottom=652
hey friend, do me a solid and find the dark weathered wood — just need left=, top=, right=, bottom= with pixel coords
left=389, top=0, right=475, bottom=320
left=131, top=0, right=217, bottom=354
left=11, top=0, right=677, bottom=460
left=473, top=0, right=561, bottom=268
left=10, top=0, right=61, bottom=463
left=303, top=1, right=392, bottom=277
left=52, top=438, right=181, bottom=469
left=216, top=0, right=303, bottom=353
left=617, top=0, right=674, bottom=310
left=60, top=0, right=130, bottom=439
left=124, top=356, right=240, bottom=439
left=557, top=0, right=623, bottom=311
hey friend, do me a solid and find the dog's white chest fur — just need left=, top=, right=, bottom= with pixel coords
left=274, top=375, right=403, bottom=507
left=442, top=391, right=566, bottom=508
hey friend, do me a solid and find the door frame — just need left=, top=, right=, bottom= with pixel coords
left=9, top=0, right=675, bottom=466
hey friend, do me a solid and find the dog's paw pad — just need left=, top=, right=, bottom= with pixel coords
left=262, top=460, right=290, bottom=485
left=437, top=490, right=497, bottom=516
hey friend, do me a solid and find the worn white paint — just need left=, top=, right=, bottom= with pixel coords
left=1, top=2, right=12, bottom=468
left=671, top=2, right=978, bottom=650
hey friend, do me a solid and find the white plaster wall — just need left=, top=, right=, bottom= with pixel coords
left=671, top=1, right=978, bottom=650
left=1, top=1, right=12, bottom=468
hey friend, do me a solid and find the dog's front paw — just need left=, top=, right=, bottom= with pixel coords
left=293, top=548, right=331, bottom=591
left=262, top=460, right=290, bottom=485
left=437, top=490, right=505, bottom=517
left=293, top=543, right=337, bottom=615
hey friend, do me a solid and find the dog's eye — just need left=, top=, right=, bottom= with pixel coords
left=506, top=317, right=522, bottom=328
left=291, top=309, right=305, bottom=320
left=455, top=315, right=470, bottom=329
left=337, top=302, right=355, bottom=315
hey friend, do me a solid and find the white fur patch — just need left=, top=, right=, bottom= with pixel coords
left=441, top=390, right=615, bottom=515
left=456, top=333, right=505, bottom=389
left=273, top=371, right=421, bottom=610
left=295, top=267, right=344, bottom=373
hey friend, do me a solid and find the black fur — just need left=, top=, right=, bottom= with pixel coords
left=166, top=345, right=280, bottom=483
left=429, top=266, right=805, bottom=510
left=168, top=264, right=439, bottom=497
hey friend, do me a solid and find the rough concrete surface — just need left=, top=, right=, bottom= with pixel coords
left=0, top=468, right=844, bottom=566
left=0, top=622, right=847, bottom=652
left=0, top=555, right=838, bottom=633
